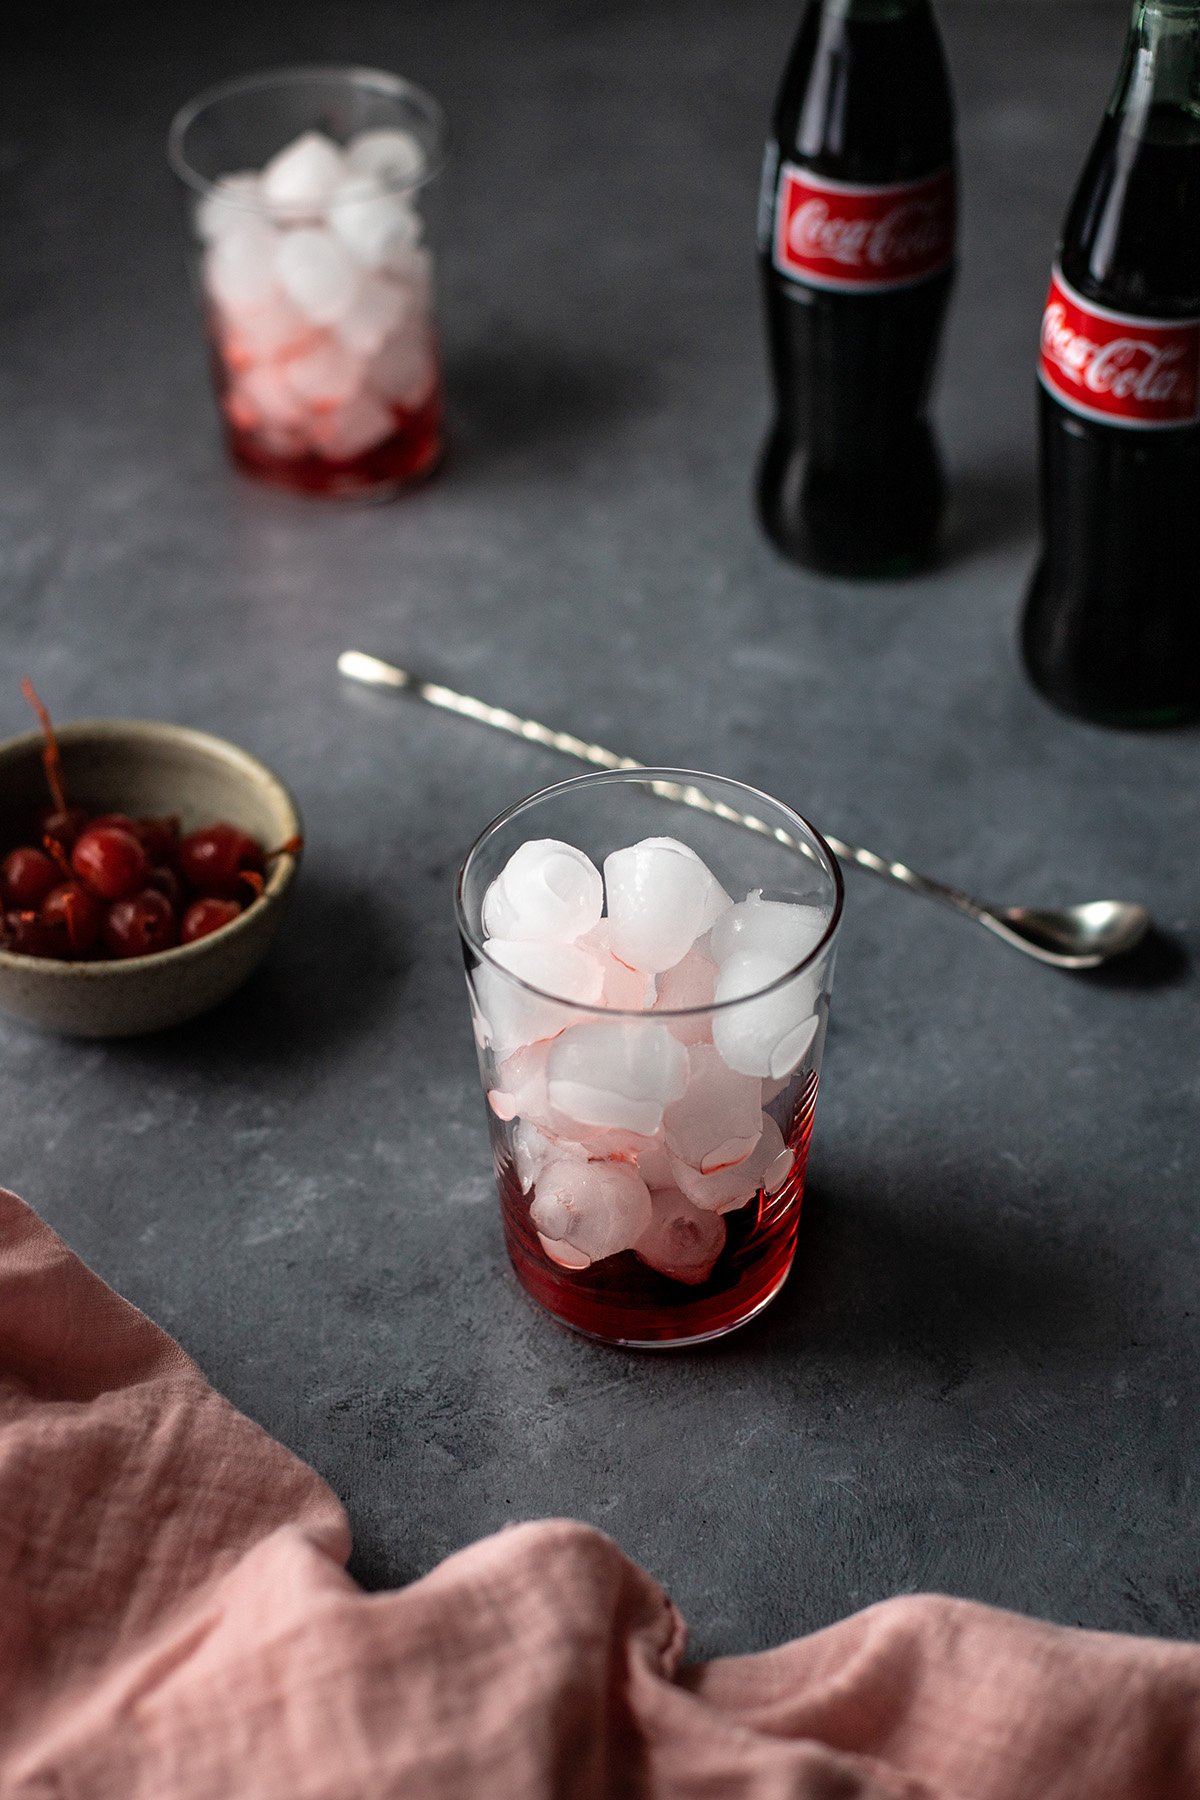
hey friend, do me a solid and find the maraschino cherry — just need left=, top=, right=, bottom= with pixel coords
left=1, top=682, right=301, bottom=962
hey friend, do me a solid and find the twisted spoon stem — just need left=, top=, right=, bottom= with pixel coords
left=337, top=649, right=1145, bottom=965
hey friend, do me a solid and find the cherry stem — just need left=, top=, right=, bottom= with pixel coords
left=63, top=889, right=85, bottom=953
left=239, top=836, right=301, bottom=898
left=43, top=836, right=72, bottom=878
left=264, top=835, right=303, bottom=860
left=21, top=678, right=69, bottom=820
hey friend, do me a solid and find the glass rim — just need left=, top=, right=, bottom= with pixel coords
left=454, top=766, right=845, bottom=1020
left=167, top=64, right=449, bottom=204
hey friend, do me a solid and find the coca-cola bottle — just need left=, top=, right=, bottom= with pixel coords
left=757, top=0, right=957, bottom=578
left=1023, top=0, right=1200, bottom=725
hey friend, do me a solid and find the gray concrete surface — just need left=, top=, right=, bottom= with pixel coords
left=3, top=1, right=1197, bottom=1658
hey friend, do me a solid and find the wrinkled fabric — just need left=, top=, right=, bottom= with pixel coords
left=2, top=1185, right=1198, bottom=1800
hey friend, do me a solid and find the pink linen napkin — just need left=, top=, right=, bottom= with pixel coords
left=2, top=1183, right=1198, bottom=1800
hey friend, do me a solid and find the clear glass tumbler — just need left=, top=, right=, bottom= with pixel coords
left=168, top=66, right=447, bottom=499
left=455, top=769, right=843, bottom=1348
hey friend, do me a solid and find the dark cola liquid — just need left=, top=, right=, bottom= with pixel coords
left=1025, top=105, right=1200, bottom=724
left=758, top=0, right=956, bottom=578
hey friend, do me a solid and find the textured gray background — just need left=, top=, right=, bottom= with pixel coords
left=3, top=1, right=1197, bottom=1658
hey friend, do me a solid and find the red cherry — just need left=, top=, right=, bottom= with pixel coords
left=4, top=910, right=70, bottom=959
left=134, top=816, right=181, bottom=864
left=102, top=889, right=178, bottom=958
left=72, top=824, right=148, bottom=901
left=92, top=813, right=182, bottom=865
left=178, top=822, right=264, bottom=899
left=41, top=881, right=105, bottom=955
left=181, top=897, right=242, bottom=944
left=2, top=846, right=59, bottom=909
left=146, top=864, right=185, bottom=912
left=37, top=805, right=89, bottom=853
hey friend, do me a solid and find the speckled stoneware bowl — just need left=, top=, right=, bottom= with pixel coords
left=0, top=720, right=301, bottom=1037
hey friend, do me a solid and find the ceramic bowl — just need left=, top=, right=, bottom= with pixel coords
left=0, top=719, right=301, bottom=1037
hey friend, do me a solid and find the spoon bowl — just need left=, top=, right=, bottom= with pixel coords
left=984, top=900, right=1152, bottom=969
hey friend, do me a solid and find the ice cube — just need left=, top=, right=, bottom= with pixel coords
left=237, top=362, right=307, bottom=431
left=672, top=1112, right=787, bottom=1214
left=512, top=1119, right=585, bottom=1193
left=530, top=1158, right=652, bottom=1263
left=602, top=957, right=657, bottom=1011
left=284, top=336, right=366, bottom=410
left=763, top=1134, right=795, bottom=1196
left=653, top=945, right=717, bottom=1045
left=494, top=1041, right=558, bottom=1130
left=309, top=394, right=395, bottom=460
left=368, top=326, right=438, bottom=408
left=711, top=954, right=822, bottom=1080
left=578, top=921, right=657, bottom=1010
left=710, top=890, right=827, bottom=969
left=261, top=131, right=345, bottom=216
left=481, top=840, right=603, bottom=945
left=204, top=220, right=279, bottom=313
left=634, top=1188, right=726, bottom=1285
left=474, top=939, right=604, bottom=1053
left=337, top=273, right=415, bottom=357
left=603, top=837, right=729, bottom=974
left=221, top=289, right=314, bottom=363
left=538, top=1235, right=592, bottom=1271
left=195, top=171, right=263, bottom=242
left=330, top=174, right=422, bottom=269
left=468, top=992, right=490, bottom=1050
left=546, top=1019, right=688, bottom=1138
left=382, top=243, right=435, bottom=309
left=632, top=1134, right=675, bottom=1190
left=223, top=388, right=258, bottom=432
left=663, top=1043, right=764, bottom=1173
left=275, top=227, right=362, bottom=325
left=566, top=1124, right=661, bottom=1164
left=345, top=126, right=427, bottom=187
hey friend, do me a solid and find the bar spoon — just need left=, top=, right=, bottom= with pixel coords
left=338, top=650, right=1151, bottom=971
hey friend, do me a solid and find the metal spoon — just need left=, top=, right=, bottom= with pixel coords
left=338, top=650, right=1151, bottom=971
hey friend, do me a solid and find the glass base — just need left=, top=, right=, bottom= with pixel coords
left=527, top=1253, right=796, bottom=1350
left=219, top=385, right=444, bottom=500
left=500, top=1074, right=817, bottom=1348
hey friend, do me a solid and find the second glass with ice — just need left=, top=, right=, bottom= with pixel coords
left=457, top=770, right=843, bottom=1347
left=169, top=67, right=446, bottom=498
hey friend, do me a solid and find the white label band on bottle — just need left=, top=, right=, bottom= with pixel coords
left=1038, top=265, right=1200, bottom=430
left=771, top=163, right=956, bottom=293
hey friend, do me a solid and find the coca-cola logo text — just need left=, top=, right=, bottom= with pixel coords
left=788, top=195, right=948, bottom=273
left=1042, top=303, right=1189, bottom=404
left=1037, top=269, right=1200, bottom=430
left=772, top=164, right=955, bottom=292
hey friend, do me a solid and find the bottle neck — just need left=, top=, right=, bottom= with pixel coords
left=1110, top=1, right=1200, bottom=130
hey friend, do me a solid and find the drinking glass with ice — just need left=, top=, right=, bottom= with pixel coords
left=169, top=68, right=446, bottom=497
left=456, top=770, right=843, bottom=1347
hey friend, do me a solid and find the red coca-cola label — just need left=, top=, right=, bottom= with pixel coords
left=772, top=164, right=955, bottom=292
left=1038, top=266, right=1200, bottom=430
